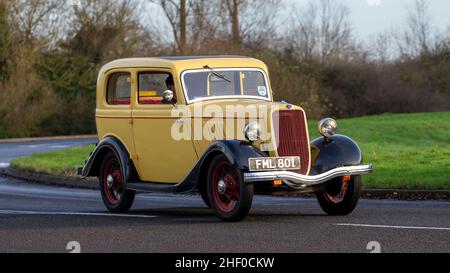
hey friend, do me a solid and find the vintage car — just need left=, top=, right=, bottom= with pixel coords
left=80, top=56, right=372, bottom=221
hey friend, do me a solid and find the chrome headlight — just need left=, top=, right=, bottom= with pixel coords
left=318, top=118, right=337, bottom=138
left=244, top=121, right=261, bottom=142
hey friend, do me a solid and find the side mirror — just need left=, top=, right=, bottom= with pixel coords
left=162, top=90, right=174, bottom=102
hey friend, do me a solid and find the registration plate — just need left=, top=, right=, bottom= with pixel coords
left=248, top=156, right=301, bottom=172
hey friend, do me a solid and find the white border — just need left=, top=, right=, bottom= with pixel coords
left=180, top=68, right=272, bottom=104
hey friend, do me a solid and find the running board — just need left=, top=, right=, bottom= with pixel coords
left=127, top=182, right=181, bottom=193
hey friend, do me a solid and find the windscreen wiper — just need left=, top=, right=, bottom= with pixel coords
left=203, top=65, right=231, bottom=83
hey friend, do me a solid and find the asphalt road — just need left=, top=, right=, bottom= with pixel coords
left=0, top=138, right=449, bottom=253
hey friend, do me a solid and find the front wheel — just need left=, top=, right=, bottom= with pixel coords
left=99, top=151, right=135, bottom=213
left=316, top=175, right=361, bottom=216
left=207, top=154, right=253, bottom=222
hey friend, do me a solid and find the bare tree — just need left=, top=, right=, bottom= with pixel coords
left=0, top=0, right=9, bottom=81
left=289, top=0, right=353, bottom=61
left=8, top=0, right=65, bottom=47
left=370, top=29, right=395, bottom=63
left=153, top=0, right=188, bottom=54
left=222, top=0, right=241, bottom=47
left=188, top=0, right=221, bottom=52
left=153, top=0, right=225, bottom=54
left=398, top=0, right=434, bottom=57
left=218, top=0, right=281, bottom=49
left=64, top=0, right=154, bottom=61
left=289, top=1, right=317, bottom=59
left=152, top=0, right=282, bottom=53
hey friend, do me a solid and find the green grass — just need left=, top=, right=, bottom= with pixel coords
left=308, top=112, right=450, bottom=190
left=10, top=112, right=450, bottom=190
left=10, top=145, right=95, bottom=177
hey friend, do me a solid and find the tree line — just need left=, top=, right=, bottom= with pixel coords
left=0, top=0, right=449, bottom=137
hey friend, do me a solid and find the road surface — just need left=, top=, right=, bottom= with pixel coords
left=0, top=138, right=449, bottom=253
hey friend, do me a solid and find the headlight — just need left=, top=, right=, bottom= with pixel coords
left=318, top=118, right=337, bottom=138
left=244, top=121, right=261, bottom=142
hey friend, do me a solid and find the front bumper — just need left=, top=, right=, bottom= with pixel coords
left=244, top=164, right=373, bottom=189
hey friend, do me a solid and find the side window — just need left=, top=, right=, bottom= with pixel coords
left=107, top=72, right=131, bottom=105
left=138, top=72, right=176, bottom=105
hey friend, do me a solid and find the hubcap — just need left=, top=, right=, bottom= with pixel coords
left=218, top=180, right=226, bottom=194
left=107, top=175, right=114, bottom=188
left=102, top=158, right=123, bottom=205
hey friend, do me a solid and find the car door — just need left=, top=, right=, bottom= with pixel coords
left=131, top=69, right=198, bottom=183
left=96, top=70, right=136, bottom=159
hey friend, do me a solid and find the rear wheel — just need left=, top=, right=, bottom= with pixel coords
left=207, top=154, right=253, bottom=221
left=316, top=175, right=361, bottom=216
left=99, top=151, right=135, bottom=213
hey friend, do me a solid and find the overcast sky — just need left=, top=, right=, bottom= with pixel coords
left=146, top=0, right=450, bottom=44
left=287, top=0, right=450, bottom=41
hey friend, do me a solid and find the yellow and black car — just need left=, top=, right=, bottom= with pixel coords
left=80, top=56, right=372, bottom=221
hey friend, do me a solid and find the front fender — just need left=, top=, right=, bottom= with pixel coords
left=202, top=140, right=266, bottom=171
left=310, top=134, right=363, bottom=175
left=81, top=136, right=131, bottom=181
left=178, top=140, right=265, bottom=193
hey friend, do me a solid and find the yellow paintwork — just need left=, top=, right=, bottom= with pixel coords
left=96, top=56, right=310, bottom=184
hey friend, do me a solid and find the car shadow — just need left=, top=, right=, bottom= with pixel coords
left=129, top=207, right=327, bottom=221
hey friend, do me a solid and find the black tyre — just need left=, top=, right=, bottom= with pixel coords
left=316, top=175, right=361, bottom=216
left=207, top=154, right=253, bottom=222
left=99, top=151, right=135, bottom=213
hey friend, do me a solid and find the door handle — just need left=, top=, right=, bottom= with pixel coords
left=175, top=119, right=186, bottom=124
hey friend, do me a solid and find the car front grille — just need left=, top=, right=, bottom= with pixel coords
left=272, top=109, right=311, bottom=175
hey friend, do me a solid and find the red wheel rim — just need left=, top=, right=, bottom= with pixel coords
left=102, top=157, right=124, bottom=205
left=211, top=160, right=239, bottom=213
left=325, top=176, right=350, bottom=204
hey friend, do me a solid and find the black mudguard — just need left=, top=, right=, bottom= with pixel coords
left=80, top=138, right=264, bottom=193
left=203, top=140, right=266, bottom=170
left=178, top=140, right=266, bottom=192
left=81, top=136, right=131, bottom=182
left=310, top=134, right=363, bottom=175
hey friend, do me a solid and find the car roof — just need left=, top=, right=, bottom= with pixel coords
left=99, top=55, right=267, bottom=75
left=156, top=55, right=251, bottom=60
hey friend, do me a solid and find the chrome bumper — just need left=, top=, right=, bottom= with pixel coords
left=244, top=164, right=373, bottom=189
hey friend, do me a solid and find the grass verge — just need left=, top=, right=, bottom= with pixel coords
left=10, top=145, right=95, bottom=177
